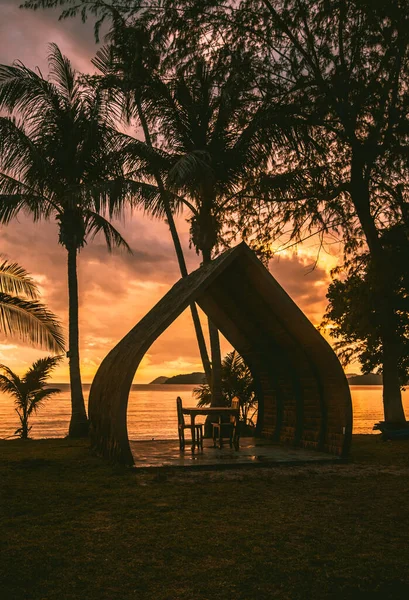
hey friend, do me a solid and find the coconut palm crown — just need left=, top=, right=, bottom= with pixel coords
left=122, top=48, right=278, bottom=260
left=0, top=355, right=62, bottom=439
left=0, top=44, right=131, bottom=437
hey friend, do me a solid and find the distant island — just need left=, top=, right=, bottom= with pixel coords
left=149, top=376, right=169, bottom=384
left=150, top=372, right=384, bottom=385
left=50, top=372, right=383, bottom=387
left=149, top=372, right=206, bottom=385
left=346, top=373, right=382, bottom=385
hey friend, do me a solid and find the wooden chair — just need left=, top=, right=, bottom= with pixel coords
left=176, top=396, right=203, bottom=450
left=212, top=397, right=240, bottom=449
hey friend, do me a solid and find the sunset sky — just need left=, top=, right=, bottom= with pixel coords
left=0, top=0, right=349, bottom=383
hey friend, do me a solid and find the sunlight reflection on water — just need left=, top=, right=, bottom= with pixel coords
left=0, top=384, right=408, bottom=440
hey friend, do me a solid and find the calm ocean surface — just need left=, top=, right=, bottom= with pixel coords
left=1, top=384, right=409, bottom=440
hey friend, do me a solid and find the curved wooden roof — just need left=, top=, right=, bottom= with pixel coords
left=89, top=242, right=352, bottom=465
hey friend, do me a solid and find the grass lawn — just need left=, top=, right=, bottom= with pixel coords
left=1, top=435, right=409, bottom=600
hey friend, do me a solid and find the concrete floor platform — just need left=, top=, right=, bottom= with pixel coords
left=129, top=438, right=342, bottom=469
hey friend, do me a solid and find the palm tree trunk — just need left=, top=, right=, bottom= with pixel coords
left=165, top=206, right=213, bottom=384
left=208, top=320, right=223, bottom=406
left=67, top=244, right=89, bottom=437
left=21, top=407, right=28, bottom=439
left=202, top=248, right=224, bottom=407
left=351, top=158, right=406, bottom=424
left=136, top=100, right=212, bottom=384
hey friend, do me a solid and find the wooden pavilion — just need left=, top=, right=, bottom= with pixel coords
left=89, top=242, right=352, bottom=465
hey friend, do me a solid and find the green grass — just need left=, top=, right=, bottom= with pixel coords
left=1, top=435, right=409, bottom=600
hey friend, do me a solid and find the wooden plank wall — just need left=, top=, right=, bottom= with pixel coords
left=197, top=253, right=352, bottom=457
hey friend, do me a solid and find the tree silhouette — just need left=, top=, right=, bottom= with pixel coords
left=117, top=46, right=283, bottom=405
left=0, top=44, right=130, bottom=437
left=241, top=0, right=409, bottom=424
left=0, top=355, right=62, bottom=439
left=145, top=0, right=409, bottom=424
left=91, top=19, right=213, bottom=387
left=19, top=1, right=311, bottom=411
left=323, top=225, right=409, bottom=393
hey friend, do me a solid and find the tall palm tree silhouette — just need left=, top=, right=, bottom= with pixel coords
left=117, top=45, right=280, bottom=404
left=0, top=44, right=130, bottom=436
left=92, top=21, right=213, bottom=387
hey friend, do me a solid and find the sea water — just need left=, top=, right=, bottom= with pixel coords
left=1, top=384, right=408, bottom=440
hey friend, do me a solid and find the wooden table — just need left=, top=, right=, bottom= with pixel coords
left=182, top=406, right=240, bottom=450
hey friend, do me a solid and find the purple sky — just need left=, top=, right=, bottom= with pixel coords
left=0, top=1, right=344, bottom=382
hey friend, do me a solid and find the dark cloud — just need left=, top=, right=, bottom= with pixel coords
left=270, top=251, right=331, bottom=324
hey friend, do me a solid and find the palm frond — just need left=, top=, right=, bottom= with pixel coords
left=222, top=350, right=244, bottom=374
left=92, top=46, right=114, bottom=77
left=0, top=60, right=61, bottom=120
left=167, top=151, right=212, bottom=187
left=0, top=258, right=39, bottom=299
left=0, top=117, right=51, bottom=194
left=84, top=211, right=132, bottom=253
left=193, top=382, right=212, bottom=407
left=0, top=293, right=65, bottom=353
left=118, top=133, right=173, bottom=174
left=24, top=355, right=63, bottom=389
left=0, top=192, right=47, bottom=223
left=27, top=386, right=61, bottom=416
left=90, top=46, right=135, bottom=123
left=0, top=370, right=22, bottom=401
left=48, top=43, right=78, bottom=105
left=122, top=179, right=184, bottom=218
left=122, top=179, right=165, bottom=216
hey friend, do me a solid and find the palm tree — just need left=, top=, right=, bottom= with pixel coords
left=0, top=355, right=62, bottom=439
left=0, top=258, right=65, bottom=353
left=91, top=21, right=213, bottom=386
left=119, top=47, right=283, bottom=405
left=0, top=44, right=131, bottom=437
left=194, top=350, right=258, bottom=427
